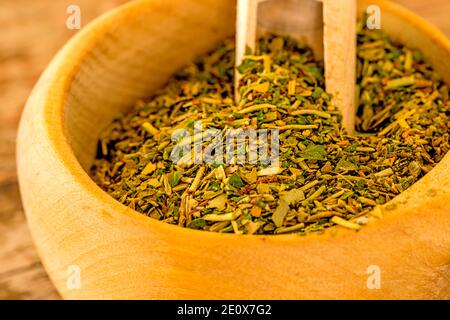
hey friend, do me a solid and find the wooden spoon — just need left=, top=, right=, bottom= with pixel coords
left=235, top=0, right=356, bottom=133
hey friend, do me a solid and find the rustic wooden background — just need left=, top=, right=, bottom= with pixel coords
left=0, top=0, right=449, bottom=300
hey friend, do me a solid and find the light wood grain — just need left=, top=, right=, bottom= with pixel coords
left=323, top=0, right=356, bottom=132
left=234, top=0, right=323, bottom=99
left=0, top=0, right=128, bottom=300
left=2, top=0, right=450, bottom=300
left=235, top=0, right=262, bottom=98
left=257, top=0, right=324, bottom=57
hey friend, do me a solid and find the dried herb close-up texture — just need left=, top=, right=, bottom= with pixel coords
left=0, top=0, right=450, bottom=300
left=91, top=23, right=449, bottom=235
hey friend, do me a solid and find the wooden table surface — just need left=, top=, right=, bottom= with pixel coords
left=0, top=0, right=449, bottom=300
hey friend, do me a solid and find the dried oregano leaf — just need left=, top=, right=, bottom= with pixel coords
left=298, top=145, right=327, bottom=161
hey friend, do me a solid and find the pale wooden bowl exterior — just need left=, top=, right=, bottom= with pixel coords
left=17, top=0, right=450, bottom=299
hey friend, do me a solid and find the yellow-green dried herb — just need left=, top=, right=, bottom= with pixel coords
left=90, top=22, right=449, bottom=235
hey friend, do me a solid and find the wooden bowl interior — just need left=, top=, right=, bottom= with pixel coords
left=65, top=0, right=235, bottom=171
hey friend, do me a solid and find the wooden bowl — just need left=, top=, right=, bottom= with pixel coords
left=17, top=0, right=450, bottom=299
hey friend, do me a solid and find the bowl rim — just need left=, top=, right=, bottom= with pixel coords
left=27, top=0, right=450, bottom=242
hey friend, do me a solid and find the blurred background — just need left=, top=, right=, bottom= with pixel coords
left=0, top=0, right=449, bottom=300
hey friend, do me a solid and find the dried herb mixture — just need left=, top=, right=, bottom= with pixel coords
left=91, top=23, right=449, bottom=235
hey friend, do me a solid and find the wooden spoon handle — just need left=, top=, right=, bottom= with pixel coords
left=323, top=0, right=356, bottom=133
left=235, top=0, right=356, bottom=133
left=235, top=0, right=321, bottom=102
left=235, top=0, right=266, bottom=101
